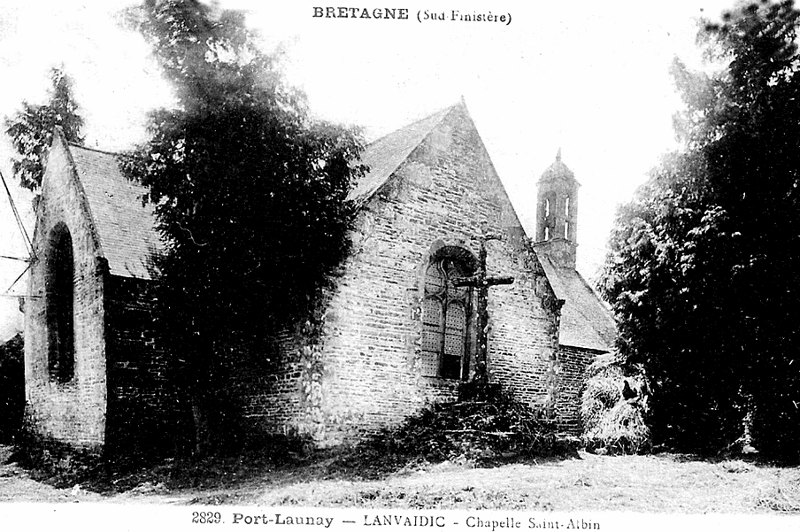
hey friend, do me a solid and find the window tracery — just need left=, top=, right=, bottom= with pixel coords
left=420, top=254, right=473, bottom=379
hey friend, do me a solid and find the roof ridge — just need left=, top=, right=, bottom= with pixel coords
left=68, top=143, right=122, bottom=157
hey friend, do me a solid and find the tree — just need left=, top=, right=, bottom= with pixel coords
left=600, top=153, right=747, bottom=453
left=121, top=0, right=365, bottom=453
left=600, top=0, right=800, bottom=460
left=5, top=68, right=84, bottom=191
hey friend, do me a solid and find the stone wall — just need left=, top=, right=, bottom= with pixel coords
left=229, top=330, right=308, bottom=441
left=24, top=133, right=107, bottom=452
left=242, top=105, right=563, bottom=446
left=24, top=118, right=598, bottom=454
left=555, top=345, right=601, bottom=434
left=104, top=276, right=181, bottom=456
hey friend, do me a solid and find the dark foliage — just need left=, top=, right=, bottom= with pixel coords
left=120, top=0, right=365, bottom=452
left=331, top=382, right=578, bottom=479
left=600, top=0, right=800, bottom=461
left=4, top=68, right=84, bottom=191
left=0, top=334, right=24, bottom=444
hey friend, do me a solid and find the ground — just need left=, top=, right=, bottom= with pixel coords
left=0, top=445, right=798, bottom=513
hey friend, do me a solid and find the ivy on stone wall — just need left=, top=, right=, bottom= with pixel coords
left=120, top=0, right=365, bottom=453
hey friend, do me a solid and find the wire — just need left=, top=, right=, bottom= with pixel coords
left=5, top=262, right=31, bottom=293
left=0, top=255, right=29, bottom=262
left=0, top=168, right=35, bottom=263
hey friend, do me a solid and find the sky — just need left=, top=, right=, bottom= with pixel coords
left=0, top=0, right=737, bottom=339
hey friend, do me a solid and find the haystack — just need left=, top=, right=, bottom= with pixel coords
left=581, top=353, right=651, bottom=454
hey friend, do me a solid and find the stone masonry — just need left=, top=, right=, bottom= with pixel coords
left=237, top=103, right=567, bottom=446
left=25, top=104, right=616, bottom=454
left=25, top=133, right=108, bottom=452
left=25, top=130, right=177, bottom=455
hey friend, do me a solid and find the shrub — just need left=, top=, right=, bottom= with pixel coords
left=581, top=354, right=651, bottom=454
left=332, top=382, right=577, bottom=478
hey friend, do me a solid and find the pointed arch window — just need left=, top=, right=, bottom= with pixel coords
left=46, top=224, right=75, bottom=383
left=565, top=196, right=570, bottom=217
left=544, top=198, right=550, bottom=217
left=420, top=255, right=473, bottom=380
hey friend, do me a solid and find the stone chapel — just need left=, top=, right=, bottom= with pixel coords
left=23, top=101, right=616, bottom=454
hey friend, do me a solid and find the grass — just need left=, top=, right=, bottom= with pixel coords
left=2, top=444, right=800, bottom=514
left=249, top=452, right=800, bottom=514
left=3, top=383, right=798, bottom=513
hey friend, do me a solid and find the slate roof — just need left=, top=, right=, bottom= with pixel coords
left=69, top=145, right=161, bottom=280
left=347, top=104, right=455, bottom=204
left=67, top=104, right=456, bottom=277
left=538, top=254, right=617, bottom=352
left=61, top=105, right=616, bottom=352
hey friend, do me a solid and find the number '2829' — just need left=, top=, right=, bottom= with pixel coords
left=192, top=512, right=222, bottom=524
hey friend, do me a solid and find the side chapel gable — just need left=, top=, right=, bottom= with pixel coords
left=33, top=129, right=161, bottom=282
left=33, top=128, right=105, bottom=266
left=25, top=128, right=110, bottom=450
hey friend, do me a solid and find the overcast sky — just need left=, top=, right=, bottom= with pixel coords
left=0, top=0, right=736, bottom=339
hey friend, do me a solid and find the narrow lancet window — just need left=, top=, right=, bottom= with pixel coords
left=46, top=225, right=75, bottom=383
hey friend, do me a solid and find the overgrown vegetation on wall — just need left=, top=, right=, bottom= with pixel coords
left=120, top=0, right=365, bottom=453
left=331, top=382, right=577, bottom=478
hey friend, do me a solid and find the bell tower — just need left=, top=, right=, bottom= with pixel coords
left=534, top=149, right=579, bottom=268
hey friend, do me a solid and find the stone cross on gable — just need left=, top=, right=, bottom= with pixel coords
left=451, top=233, right=514, bottom=383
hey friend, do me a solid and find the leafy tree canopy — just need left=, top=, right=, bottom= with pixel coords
left=600, top=0, right=800, bottom=460
left=4, top=68, right=85, bottom=191
left=121, top=0, right=365, bottom=450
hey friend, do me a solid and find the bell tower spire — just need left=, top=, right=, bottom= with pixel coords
left=534, top=150, right=580, bottom=268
